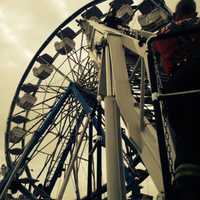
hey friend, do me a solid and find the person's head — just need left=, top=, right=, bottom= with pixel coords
left=174, top=0, right=197, bottom=21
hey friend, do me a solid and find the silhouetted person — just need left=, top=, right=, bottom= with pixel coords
left=154, top=0, right=200, bottom=199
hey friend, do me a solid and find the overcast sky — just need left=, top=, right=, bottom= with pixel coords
left=0, top=0, right=199, bottom=198
left=0, top=0, right=92, bottom=164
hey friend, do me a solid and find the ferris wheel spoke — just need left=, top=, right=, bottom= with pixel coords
left=67, top=52, right=90, bottom=75
left=71, top=54, right=90, bottom=77
left=34, top=154, right=52, bottom=181
left=77, top=33, right=86, bottom=75
left=28, top=102, right=83, bottom=168
left=10, top=93, right=74, bottom=158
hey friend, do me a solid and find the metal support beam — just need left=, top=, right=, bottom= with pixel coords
left=96, top=105, right=102, bottom=200
left=106, top=33, right=164, bottom=192
left=84, top=19, right=168, bottom=195
left=104, top=97, right=126, bottom=200
left=46, top=112, right=85, bottom=194
left=57, top=116, right=91, bottom=200
left=104, top=43, right=126, bottom=200
left=71, top=84, right=102, bottom=133
left=87, top=122, right=93, bottom=197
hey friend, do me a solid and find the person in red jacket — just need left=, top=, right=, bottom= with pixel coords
left=154, top=0, right=200, bottom=199
left=154, top=0, right=199, bottom=75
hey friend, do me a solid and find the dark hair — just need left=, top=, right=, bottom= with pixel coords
left=175, top=0, right=197, bottom=19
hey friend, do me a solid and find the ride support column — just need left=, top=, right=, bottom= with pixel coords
left=104, top=42, right=126, bottom=200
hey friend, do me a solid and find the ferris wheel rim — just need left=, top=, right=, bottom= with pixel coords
left=5, top=0, right=109, bottom=168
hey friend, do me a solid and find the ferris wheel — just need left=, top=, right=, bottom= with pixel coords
left=0, top=0, right=175, bottom=199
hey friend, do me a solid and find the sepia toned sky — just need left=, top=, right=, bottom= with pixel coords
left=0, top=0, right=199, bottom=198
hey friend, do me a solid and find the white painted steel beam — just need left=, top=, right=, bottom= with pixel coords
left=104, top=45, right=126, bottom=200
left=85, top=20, right=173, bottom=194
left=107, top=34, right=164, bottom=192
left=104, top=96, right=126, bottom=200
